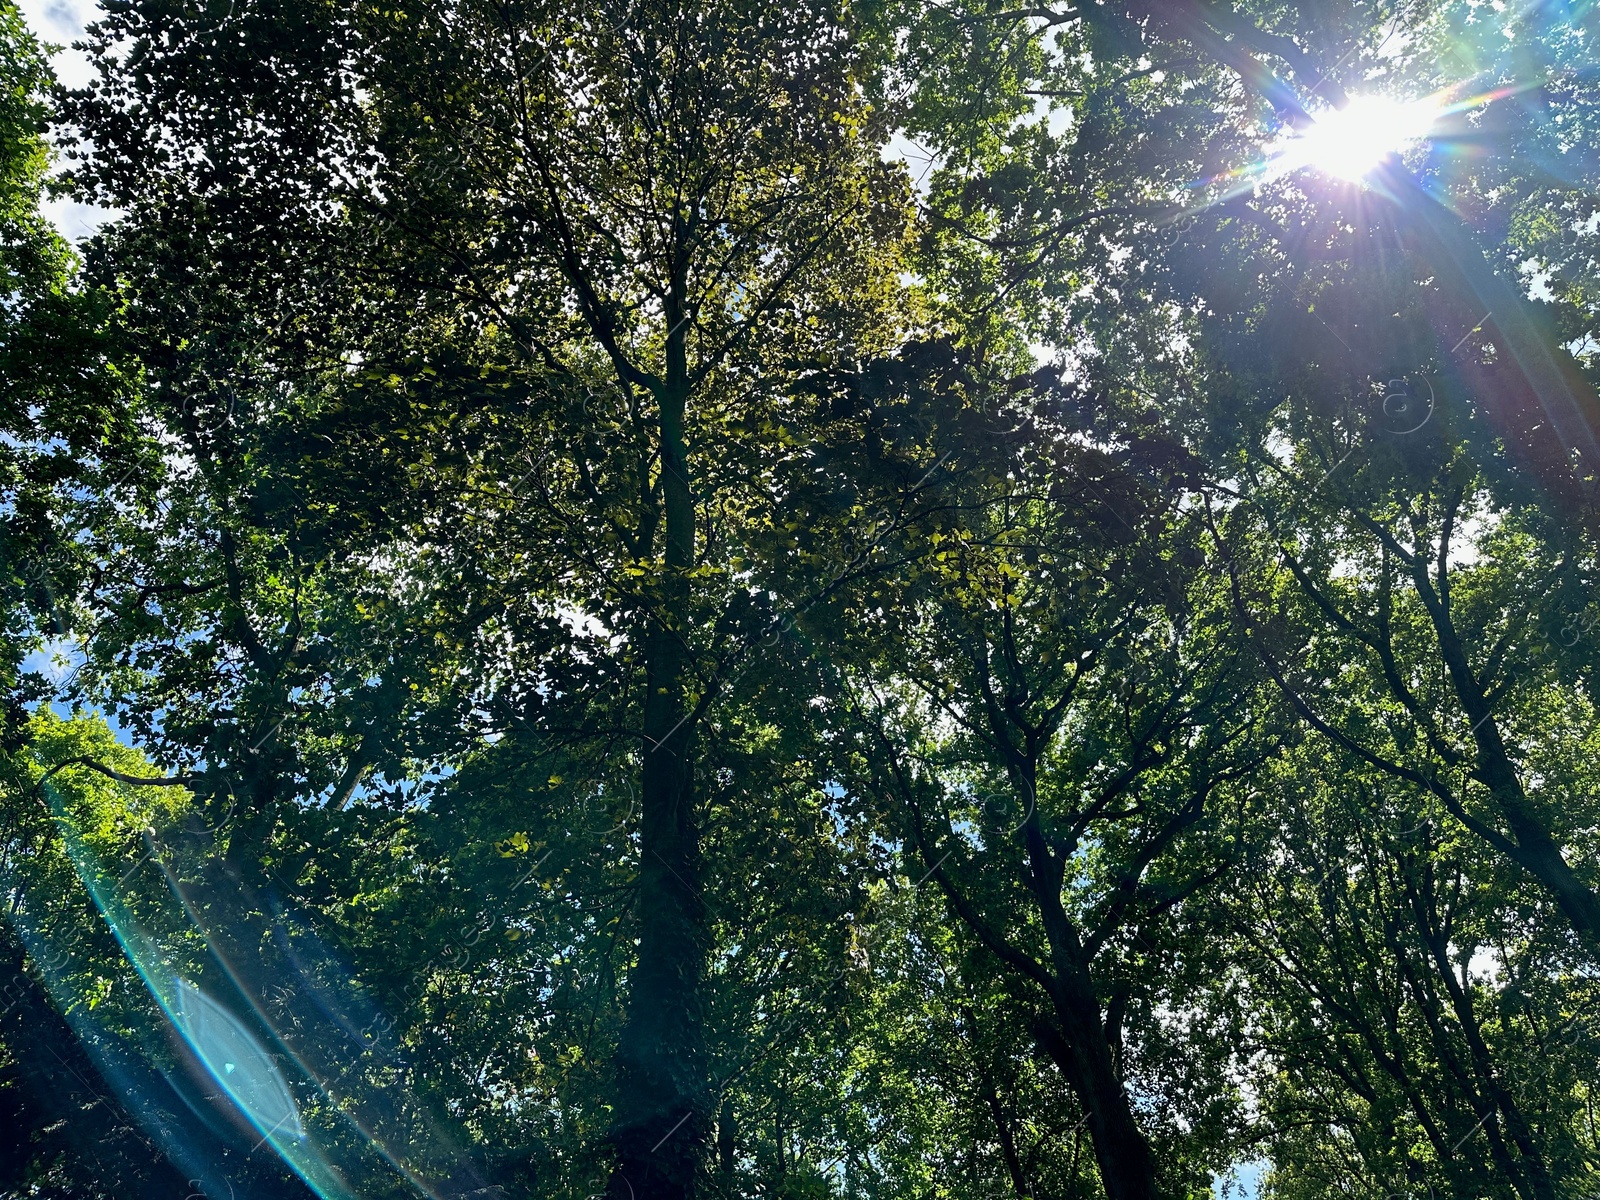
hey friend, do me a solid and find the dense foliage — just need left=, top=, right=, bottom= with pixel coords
left=4, top=0, right=1600, bottom=1198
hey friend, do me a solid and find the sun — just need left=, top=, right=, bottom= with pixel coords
left=1273, top=93, right=1441, bottom=181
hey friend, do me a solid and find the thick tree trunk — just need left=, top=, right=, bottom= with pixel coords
left=1032, top=973, right=1158, bottom=1200
left=1013, top=770, right=1158, bottom=1200
left=607, top=297, right=710, bottom=1200
left=715, top=1097, right=737, bottom=1197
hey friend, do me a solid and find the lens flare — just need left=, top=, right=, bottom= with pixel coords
left=14, top=769, right=490, bottom=1200
left=1184, top=79, right=1539, bottom=205
left=173, top=977, right=306, bottom=1143
left=1272, top=93, right=1442, bottom=181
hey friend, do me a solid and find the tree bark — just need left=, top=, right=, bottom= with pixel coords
left=1031, top=997, right=1156, bottom=1200
left=931, top=692, right=1162, bottom=1199
left=1016, top=768, right=1158, bottom=1200
left=607, top=280, right=711, bottom=1200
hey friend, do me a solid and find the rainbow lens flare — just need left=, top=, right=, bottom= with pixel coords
left=172, top=977, right=307, bottom=1144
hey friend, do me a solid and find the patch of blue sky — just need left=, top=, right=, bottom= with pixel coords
left=1213, top=1158, right=1267, bottom=1200
left=22, top=636, right=139, bottom=747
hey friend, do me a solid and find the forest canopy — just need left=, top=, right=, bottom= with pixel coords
left=4, top=1, right=1600, bottom=1199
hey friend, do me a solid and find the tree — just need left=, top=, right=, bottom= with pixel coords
left=16, top=0, right=1600, bottom=1195
left=772, top=346, right=1269, bottom=1199
left=846, top=0, right=1600, bottom=1190
left=1220, top=736, right=1595, bottom=1198
left=0, top=6, right=199, bottom=1192
left=3, top=711, right=322, bottom=1200
left=58, top=0, right=911, bottom=1195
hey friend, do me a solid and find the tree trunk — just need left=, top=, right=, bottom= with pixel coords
left=1404, top=874, right=1555, bottom=1200
left=715, top=1097, right=737, bottom=1197
left=1032, top=971, right=1158, bottom=1200
left=607, top=288, right=710, bottom=1200
left=1014, top=771, right=1158, bottom=1200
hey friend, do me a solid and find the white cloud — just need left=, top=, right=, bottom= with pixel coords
left=18, top=0, right=97, bottom=89
left=18, top=0, right=122, bottom=244
left=42, top=194, right=118, bottom=241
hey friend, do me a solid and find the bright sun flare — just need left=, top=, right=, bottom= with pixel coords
left=1275, top=94, right=1441, bottom=181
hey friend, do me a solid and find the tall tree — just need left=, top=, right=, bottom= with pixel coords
left=778, top=349, right=1267, bottom=1199
left=0, top=6, right=192, bottom=1193
left=848, top=0, right=1600, bottom=1189
left=59, top=0, right=911, bottom=1195
left=18, top=0, right=1600, bottom=1194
